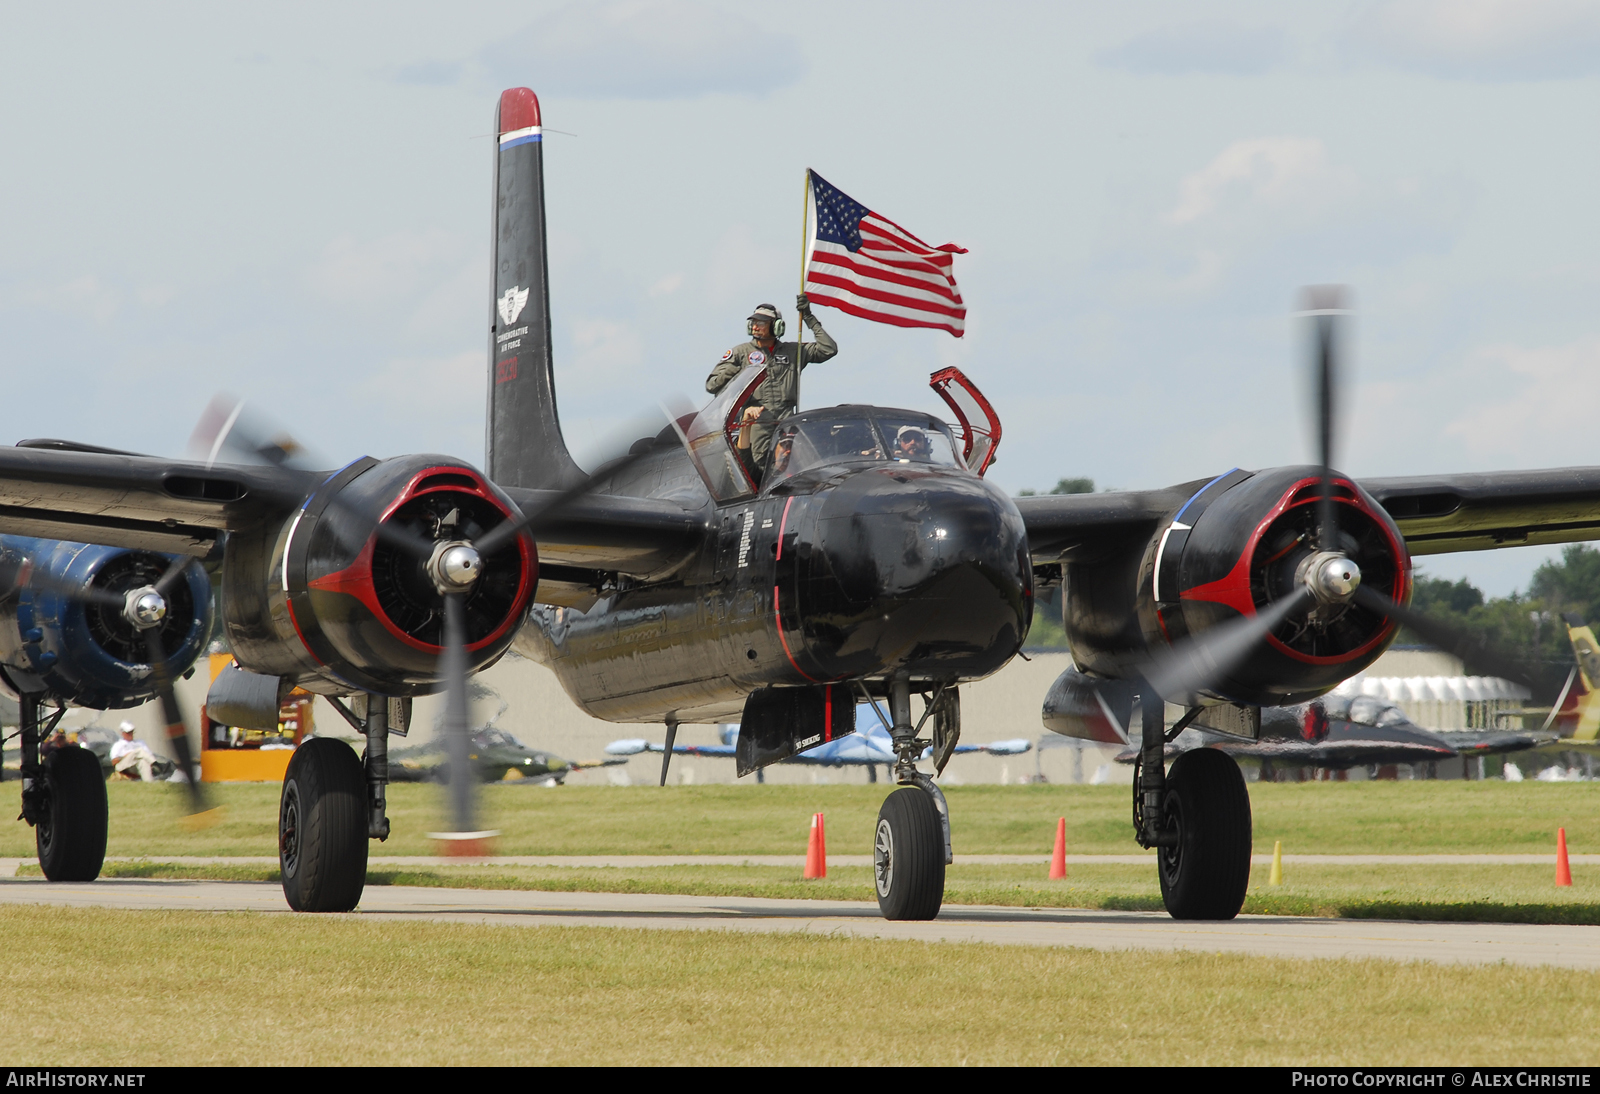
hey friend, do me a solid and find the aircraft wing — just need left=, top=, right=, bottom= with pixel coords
left=604, top=739, right=737, bottom=758
left=501, top=487, right=704, bottom=577
left=1118, top=735, right=1457, bottom=769
left=0, top=442, right=322, bottom=555
left=0, top=443, right=705, bottom=579
left=1360, top=468, right=1600, bottom=556
left=1016, top=486, right=1191, bottom=562
left=956, top=738, right=1033, bottom=755
left=1018, top=467, right=1600, bottom=563
left=1430, top=729, right=1546, bottom=756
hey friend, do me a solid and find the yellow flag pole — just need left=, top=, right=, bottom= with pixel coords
left=795, top=168, right=810, bottom=409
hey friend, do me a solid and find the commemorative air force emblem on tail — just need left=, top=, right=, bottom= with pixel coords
left=497, top=285, right=530, bottom=326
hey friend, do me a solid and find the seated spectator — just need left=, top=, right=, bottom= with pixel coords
left=109, top=721, right=157, bottom=782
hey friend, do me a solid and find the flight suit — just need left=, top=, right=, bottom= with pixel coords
left=705, top=311, right=838, bottom=468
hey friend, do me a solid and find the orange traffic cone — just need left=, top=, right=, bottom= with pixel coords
left=1049, top=817, right=1067, bottom=880
left=804, top=813, right=826, bottom=879
left=1557, top=827, right=1573, bottom=887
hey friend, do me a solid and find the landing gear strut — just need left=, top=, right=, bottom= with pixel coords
left=1130, top=685, right=1252, bottom=920
left=17, top=693, right=105, bottom=882
left=868, top=677, right=952, bottom=922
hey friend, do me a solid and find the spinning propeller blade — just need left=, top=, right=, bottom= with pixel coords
left=141, top=624, right=219, bottom=826
left=1302, top=285, right=1347, bottom=554
left=1135, top=287, right=1530, bottom=706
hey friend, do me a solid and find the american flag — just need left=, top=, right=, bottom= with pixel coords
left=804, top=170, right=967, bottom=338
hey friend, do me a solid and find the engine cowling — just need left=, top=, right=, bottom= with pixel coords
left=221, top=455, right=537, bottom=696
left=0, top=536, right=213, bottom=708
left=1064, top=466, right=1410, bottom=707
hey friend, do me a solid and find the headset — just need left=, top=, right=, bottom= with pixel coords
left=747, top=303, right=785, bottom=339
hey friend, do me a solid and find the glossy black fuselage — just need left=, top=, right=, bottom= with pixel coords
left=516, top=419, right=1033, bottom=723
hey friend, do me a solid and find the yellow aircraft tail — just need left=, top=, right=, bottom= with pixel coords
left=1559, top=614, right=1600, bottom=741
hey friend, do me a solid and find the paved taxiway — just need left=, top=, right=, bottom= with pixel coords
left=2, top=877, right=1597, bottom=970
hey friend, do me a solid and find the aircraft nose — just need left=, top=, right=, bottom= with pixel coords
left=795, top=467, right=1032, bottom=679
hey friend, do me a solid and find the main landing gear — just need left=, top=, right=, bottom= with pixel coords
left=16, top=693, right=107, bottom=882
left=1132, top=686, right=1252, bottom=920
left=868, top=678, right=955, bottom=921
left=280, top=694, right=394, bottom=912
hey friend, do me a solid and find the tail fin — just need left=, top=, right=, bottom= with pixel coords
left=486, top=88, right=584, bottom=490
left=1561, top=613, right=1600, bottom=740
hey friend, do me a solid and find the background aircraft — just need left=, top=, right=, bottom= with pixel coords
left=6, top=86, right=1600, bottom=926
left=1111, top=692, right=1540, bottom=777
left=386, top=683, right=624, bottom=785
left=605, top=703, right=1031, bottom=783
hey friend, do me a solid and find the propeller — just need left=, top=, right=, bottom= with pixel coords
left=367, top=431, right=668, bottom=848
left=1135, top=287, right=1531, bottom=709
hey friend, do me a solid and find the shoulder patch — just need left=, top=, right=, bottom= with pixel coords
left=721, top=349, right=733, bottom=361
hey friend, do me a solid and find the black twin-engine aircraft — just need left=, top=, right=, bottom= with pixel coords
left=6, top=86, right=1600, bottom=921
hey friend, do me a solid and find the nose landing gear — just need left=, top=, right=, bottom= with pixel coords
left=866, top=677, right=955, bottom=921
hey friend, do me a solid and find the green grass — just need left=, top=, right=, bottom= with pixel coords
left=4, top=779, right=1597, bottom=859
left=5, top=904, right=1598, bottom=1065
left=46, top=860, right=1600, bottom=925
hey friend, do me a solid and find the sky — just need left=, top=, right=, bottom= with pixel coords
left=3, top=0, right=1599, bottom=596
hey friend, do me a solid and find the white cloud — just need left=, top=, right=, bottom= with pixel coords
left=352, top=349, right=485, bottom=458
left=1444, top=337, right=1600, bottom=458
left=1348, top=0, right=1600, bottom=80
left=479, top=1, right=804, bottom=100
left=1098, top=22, right=1288, bottom=76
left=648, top=273, right=684, bottom=297
left=1168, top=138, right=1347, bottom=225
left=23, top=275, right=121, bottom=325
left=702, top=224, right=788, bottom=308
left=304, top=230, right=467, bottom=310
left=1136, top=137, right=1463, bottom=297
left=568, top=318, right=644, bottom=382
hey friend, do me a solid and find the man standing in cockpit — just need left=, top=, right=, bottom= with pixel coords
left=705, top=295, right=838, bottom=471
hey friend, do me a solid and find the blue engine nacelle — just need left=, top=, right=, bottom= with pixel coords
left=0, top=537, right=213, bottom=709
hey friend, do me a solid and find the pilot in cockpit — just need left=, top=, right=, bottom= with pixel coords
left=893, top=425, right=932, bottom=462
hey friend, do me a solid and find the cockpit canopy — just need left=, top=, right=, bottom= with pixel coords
left=766, top=407, right=962, bottom=488
left=671, top=360, right=996, bottom=503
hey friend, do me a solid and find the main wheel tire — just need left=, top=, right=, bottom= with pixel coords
left=36, top=746, right=108, bottom=882
left=1157, top=748, right=1253, bottom=920
left=280, top=738, right=368, bottom=912
left=873, top=787, right=945, bottom=921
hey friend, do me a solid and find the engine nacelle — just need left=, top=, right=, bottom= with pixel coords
left=221, top=455, right=537, bottom=696
left=1064, top=466, right=1409, bottom=707
left=0, top=537, right=213, bottom=708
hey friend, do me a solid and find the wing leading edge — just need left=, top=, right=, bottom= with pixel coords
left=1017, top=468, right=1600, bottom=563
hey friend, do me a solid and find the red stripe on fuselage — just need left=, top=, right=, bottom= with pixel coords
left=774, top=585, right=822, bottom=683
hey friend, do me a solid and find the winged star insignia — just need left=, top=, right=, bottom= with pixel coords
left=497, top=285, right=530, bottom=326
